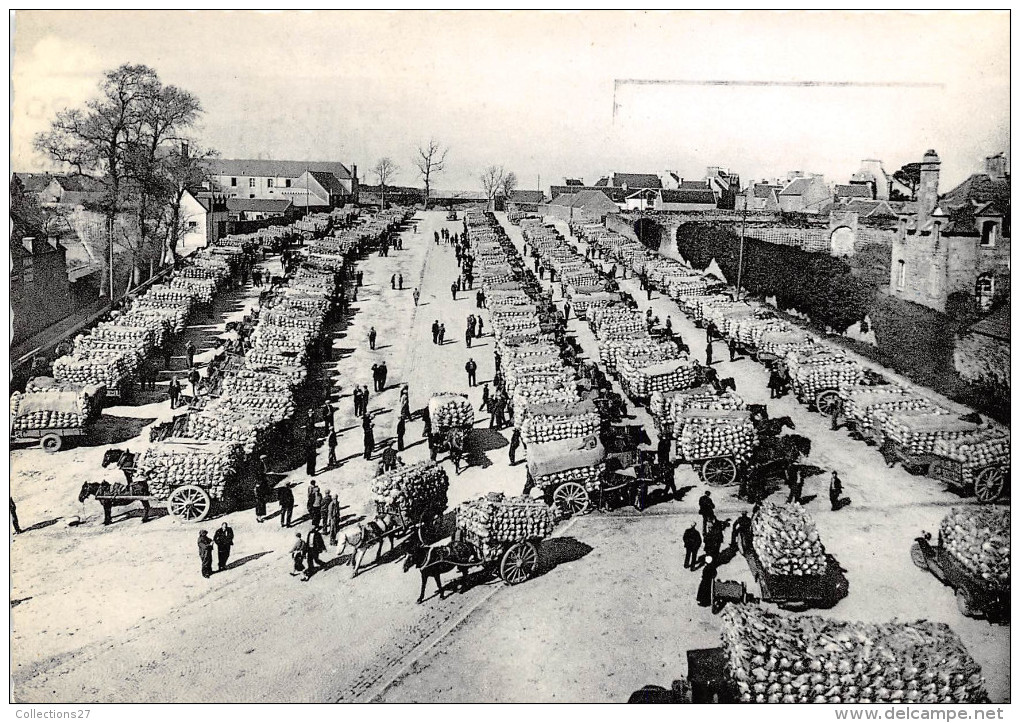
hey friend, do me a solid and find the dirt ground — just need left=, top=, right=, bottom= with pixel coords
left=10, top=211, right=1009, bottom=703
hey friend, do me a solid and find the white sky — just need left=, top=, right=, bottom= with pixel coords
left=10, top=10, right=1010, bottom=193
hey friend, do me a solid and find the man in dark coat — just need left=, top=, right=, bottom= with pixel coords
left=432, top=320, right=440, bottom=345
left=390, top=274, right=396, bottom=290
left=696, top=557, right=718, bottom=607
left=396, top=416, right=406, bottom=451
left=704, top=520, right=726, bottom=560
left=508, top=427, right=522, bottom=465
left=253, top=476, right=269, bottom=523
left=682, top=524, right=701, bottom=569
left=302, top=526, right=326, bottom=581
left=480, top=384, right=491, bottom=413
left=785, top=465, right=803, bottom=504
left=698, top=490, right=715, bottom=534
left=476, top=290, right=485, bottom=309
left=829, top=471, right=848, bottom=511
left=185, top=340, right=196, bottom=370
left=421, top=405, right=431, bottom=438
left=277, top=482, right=295, bottom=528
left=465, top=358, right=478, bottom=387
left=326, top=428, right=338, bottom=468
left=168, top=376, right=182, bottom=408
left=398, top=273, right=403, bottom=290
left=10, top=498, right=21, bottom=535
left=363, top=417, right=375, bottom=460
left=767, top=368, right=784, bottom=399
left=476, top=316, right=484, bottom=336
left=369, top=326, right=377, bottom=350
left=731, top=511, right=751, bottom=552
left=353, top=386, right=363, bottom=416
left=198, top=530, right=214, bottom=578
left=305, top=438, right=317, bottom=477
left=214, top=522, right=234, bottom=571
left=378, top=361, right=388, bottom=390
left=728, top=338, right=738, bottom=362
left=451, top=281, right=458, bottom=300
left=465, top=327, right=473, bottom=348
left=361, top=385, right=370, bottom=415
left=438, top=324, right=446, bottom=344
left=705, top=341, right=713, bottom=366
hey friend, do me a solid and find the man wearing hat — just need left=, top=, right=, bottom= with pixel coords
left=198, top=530, right=214, bottom=579
left=277, top=481, right=295, bottom=528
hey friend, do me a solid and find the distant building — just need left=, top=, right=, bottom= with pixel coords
left=13, top=173, right=105, bottom=208
left=205, top=159, right=357, bottom=206
left=181, top=191, right=229, bottom=249
left=507, top=190, right=546, bottom=214
left=736, top=183, right=782, bottom=212
left=850, top=159, right=894, bottom=201
left=10, top=236, right=74, bottom=346
left=545, top=190, right=619, bottom=221
left=358, top=184, right=425, bottom=208
left=226, top=197, right=293, bottom=221
left=594, top=172, right=663, bottom=192
left=705, top=167, right=740, bottom=209
left=549, top=184, right=629, bottom=206
left=890, top=150, right=1010, bottom=313
left=834, top=184, right=875, bottom=202
left=624, top=189, right=658, bottom=212
left=778, top=175, right=831, bottom=214
left=654, top=188, right=717, bottom=212
left=429, top=189, right=489, bottom=208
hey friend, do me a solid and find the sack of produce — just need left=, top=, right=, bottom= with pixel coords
left=651, top=387, right=743, bottom=432
left=10, top=390, right=86, bottom=431
left=53, top=350, right=133, bottom=390
left=371, top=461, right=449, bottom=520
left=882, top=413, right=979, bottom=456
left=223, top=369, right=296, bottom=396
left=785, top=349, right=864, bottom=400
left=458, top=492, right=554, bottom=560
left=758, top=330, right=814, bottom=357
left=838, top=388, right=931, bottom=435
left=751, top=501, right=827, bottom=576
left=136, top=439, right=244, bottom=500
left=721, top=605, right=988, bottom=703
left=527, top=434, right=605, bottom=492
left=186, top=402, right=277, bottom=454
left=618, top=358, right=697, bottom=397
left=521, top=398, right=600, bottom=444
left=170, top=276, right=216, bottom=305
left=939, top=507, right=1009, bottom=589
left=678, top=409, right=757, bottom=464
left=429, top=393, right=474, bottom=429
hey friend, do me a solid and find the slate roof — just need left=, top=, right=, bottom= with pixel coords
left=780, top=177, right=816, bottom=196
left=753, top=184, right=781, bottom=199
left=835, top=184, right=873, bottom=199
left=226, top=198, right=293, bottom=214
left=206, top=158, right=354, bottom=180
left=660, top=189, right=717, bottom=205
left=968, top=302, right=1010, bottom=343
left=13, top=173, right=53, bottom=193
left=844, top=200, right=897, bottom=218
left=613, top=172, right=662, bottom=189
left=939, top=173, right=1011, bottom=234
left=309, top=170, right=349, bottom=196
left=679, top=180, right=711, bottom=190
left=509, top=190, right=546, bottom=204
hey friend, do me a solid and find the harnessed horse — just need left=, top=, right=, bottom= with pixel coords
left=78, top=479, right=151, bottom=525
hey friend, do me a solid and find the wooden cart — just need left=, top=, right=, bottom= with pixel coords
left=11, top=425, right=86, bottom=453
left=741, top=535, right=849, bottom=610
left=928, top=455, right=1010, bottom=504
left=911, top=532, right=1009, bottom=622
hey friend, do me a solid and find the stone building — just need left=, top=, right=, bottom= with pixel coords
left=889, top=150, right=1010, bottom=313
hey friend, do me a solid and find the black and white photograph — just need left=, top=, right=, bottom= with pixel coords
left=8, top=9, right=1012, bottom=709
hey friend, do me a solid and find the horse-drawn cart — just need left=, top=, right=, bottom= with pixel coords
left=928, top=427, right=1010, bottom=504
left=10, top=384, right=105, bottom=453
left=672, top=409, right=758, bottom=486
left=525, top=433, right=606, bottom=515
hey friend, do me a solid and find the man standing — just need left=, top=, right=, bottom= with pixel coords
left=369, top=326, right=377, bottom=350
left=253, top=476, right=269, bottom=523
left=705, top=341, right=713, bottom=367
left=786, top=465, right=803, bottom=504
left=508, top=427, right=522, bottom=465
left=308, top=480, right=324, bottom=528
left=378, top=361, right=388, bottom=391
left=382, top=442, right=399, bottom=471
left=305, top=437, right=318, bottom=477
left=390, top=274, right=396, bottom=290
left=363, top=416, right=375, bottom=460
left=326, top=427, right=338, bottom=469
left=198, top=530, right=214, bottom=579
left=439, top=324, right=446, bottom=345
left=399, top=385, right=411, bottom=421
left=480, top=384, right=491, bottom=413
left=168, top=376, right=181, bottom=409
left=214, top=522, right=234, bottom=572
left=10, top=497, right=22, bottom=535
left=185, top=340, right=196, bottom=370
left=476, top=316, right=484, bottom=337
left=353, top=386, right=364, bottom=417
left=356, top=270, right=364, bottom=287
left=361, top=385, right=370, bottom=415
left=188, top=367, right=201, bottom=400
left=448, top=433, right=463, bottom=475
left=476, top=289, right=484, bottom=309
left=465, top=327, right=472, bottom=348
left=682, top=523, right=702, bottom=569
left=302, top=526, right=326, bottom=581
left=413, top=288, right=420, bottom=306
left=290, top=533, right=307, bottom=577
left=421, top=405, right=432, bottom=439
left=731, top=511, right=751, bottom=552
left=563, top=301, right=571, bottom=321
left=371, top=363, right=380, bottom=392
left=326, top=493, right=341, bottom=547
left=829, top=471, right=848, bottom=511
left=728, top=338, right=738, bottom=362
left=396, top=416, right=406, bottom=451
left=698, top=490, right=715, bottom=534
left=451, top=281, right=458, bottom=300
left=465, top=358, right=478, bottom=387
left=277, top=482, right=295, bottom=528
left=432, top=320, right=440, bottom=345
left=398, top=273, right=403, bottom=290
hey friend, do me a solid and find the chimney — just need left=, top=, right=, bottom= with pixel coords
left=985, top=153, right=1007, bottom=180
left=916, top=149, right=941, bottom=230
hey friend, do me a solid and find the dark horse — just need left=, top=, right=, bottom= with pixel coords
left=402, top=536, right=480, bottom=604
left=101, top=448, right=137, bottom=483
left=78, top=480, right=152, bottom=525
left=754, top=415, right=796, bottom=438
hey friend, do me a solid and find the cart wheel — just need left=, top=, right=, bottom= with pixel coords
left=956, top=589, right=980, bottom=618
left=40, top=434, right=62, bottom=453
left=910, top=541, right=928, bottom=571
left=168, top=485, right=211, bottom=522
left=973, top=467, right=1006, bottom=504
left=814, top=390, right=839, bottom=416
left=701, top=457, right=737, bottom=486
left=500, top=541, right=539, bottom=585
left=552, top=481, right=590, bottom=516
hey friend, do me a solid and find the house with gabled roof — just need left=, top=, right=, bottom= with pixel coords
left=205, top=158, right=358, bottom=206
left=778, top=175, right=831, bottom=214
left=654, top=188, right=717, bottom=212
left=737, top=183, right=782, bottom=212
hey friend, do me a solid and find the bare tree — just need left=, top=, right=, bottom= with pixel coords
left=414, top=139, right=448, bottom=209
left=371, top=157, right=398, bottom=209
left=500, top=171, right=518, bottom=203
left=155, top=144, right=217, bottom=264
left=480, top=165, right=505, bottom=210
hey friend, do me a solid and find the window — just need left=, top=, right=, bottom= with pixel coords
left=22, top=257, right=34, bottom=283
left=230, top=177, right=237, bottom=187
left=249, top=194, right=255, bottom=199
left=896, top=259, right=906, bottom=290
left=285, top=179, right=292, bottom=188
left=249, top=178, right=256, bottom=188
left=267, top=179, right=274, bottom=188
left=980, top=221, right=997, bottom=247
left=976, top=274, right=995, bottom=310
left=187, top=221, right=198, bottom=230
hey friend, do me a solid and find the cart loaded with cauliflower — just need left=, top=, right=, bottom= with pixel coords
left=454, top=492, right=555, bottom=585
left=526, top=433, right=606, bottom=515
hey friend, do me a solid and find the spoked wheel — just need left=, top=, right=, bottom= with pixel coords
left=499, top=541, right=539, bottom=585
left=40, top=434, right=63, bottom=453
left=910, top=541, right=928, bottom=570
left=168, top=485, right=212, bottom=522
left=973, top=467, right=1006, bottom=504
left=700, top=457, right=737, bottom=486
left=815, top=389, right=840, bottom=416
left=552, top=481, right=591, bottom=516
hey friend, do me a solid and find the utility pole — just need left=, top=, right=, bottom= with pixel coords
left=735, top=201, right=747, bottom=302
left=108, top=217, right=115, bottom=302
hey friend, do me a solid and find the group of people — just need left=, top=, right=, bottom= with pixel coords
left=464, top=314, right=485, bottom=347
left=197, top=522, right=235, bottom=578
left=370, top=361, right=389, bottom=392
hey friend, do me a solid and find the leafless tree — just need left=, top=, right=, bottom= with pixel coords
left=500, top=171, right=518, bottom=203
left=372, top=157, right=399, bottom=209
left=480, top=165, right=505, bottom=210
left=414, top=139, right=447, bottom=209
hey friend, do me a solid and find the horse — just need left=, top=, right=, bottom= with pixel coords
left=78, top=480, right=151, bottom=525
left=755, top=415, right=796, bottom=438
left=715, top=376, right=737, bottom=393
left=338, top=512, right=404, bottom=576
left=402, top=536, right=479, bottom=604
left=101, top=448, right=137, bottom=483
left=747, top=404, right=769, bottom=423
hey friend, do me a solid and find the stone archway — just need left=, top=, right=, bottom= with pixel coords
left=830, top=225, right=855, bottom=257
